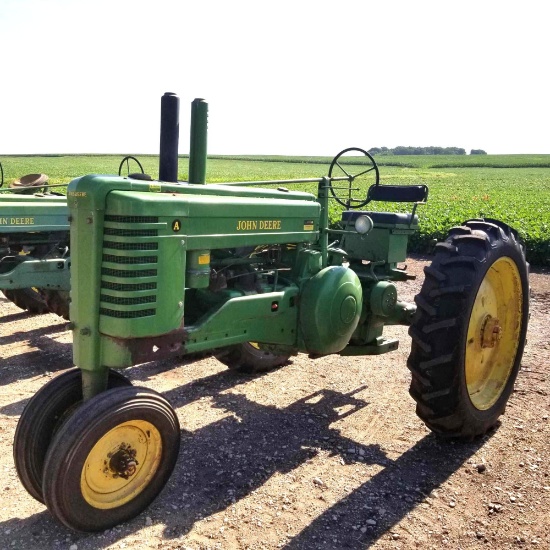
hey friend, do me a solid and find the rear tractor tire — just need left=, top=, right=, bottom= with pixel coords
left=2, top=288, right=49, bottom=315
left=41, top=289, right=70, bottom=320
left=407, top=219, right=529, bottom=438
left=216, top=342, right=290, bottom=374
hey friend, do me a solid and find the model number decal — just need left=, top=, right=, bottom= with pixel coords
left=0, top=217, right=35, bottom=225
left=236, top=220, right=282, bottom=231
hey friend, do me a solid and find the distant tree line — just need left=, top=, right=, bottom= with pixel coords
left=368, top=146, right=487, bottom=156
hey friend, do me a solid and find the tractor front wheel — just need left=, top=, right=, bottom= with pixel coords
left=14, top=368, right=131, bottom=503
left=216, top=342, right=290, bottom=374
left=407, top=219, right=529, bottom=438
left=42, top=386, right=180, bottom=532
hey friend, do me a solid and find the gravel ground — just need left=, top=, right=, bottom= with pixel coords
left=0, top=255, right=548, bottom=550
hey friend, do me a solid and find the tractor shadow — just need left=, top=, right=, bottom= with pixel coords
left=0, top=321, right=72, bottom=387
left=0, top=310, right=39, bottom=324
left=0, top=320, right=69, bottom=347
left=0, top=310, right=216, bottom=389
left=282, top=436, right=489, bottom=549
left=158, top=386, right=489, bottom=548
left=0, top=352, right=221, bottom=414
left=0, top=368, right=489, bottom=549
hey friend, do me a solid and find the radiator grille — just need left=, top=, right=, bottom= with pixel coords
left=100, top=216, right=160, bottom=319
left=102, top=281, right=157, bottom=292
left=103, top=254, right=157, bottom=264
left=102, top=268, right=157, bottom=278
left=100, top=294, right=157, bottom=305
left=104, top=227, right=158, bottom=237
left=100, top=307, right=156, bottom=318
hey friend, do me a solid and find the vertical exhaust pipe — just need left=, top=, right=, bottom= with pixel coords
left=188, top=98, right=208, bottom=184
left=159, top=92, right=180, bottom=182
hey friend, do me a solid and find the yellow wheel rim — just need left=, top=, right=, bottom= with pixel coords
left=248, top=342, right=261, bottom=350
left=80, top=420, right=162, bottom=509
left=465, top=257, right=523, bottom=410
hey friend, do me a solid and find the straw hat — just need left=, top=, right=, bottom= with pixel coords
left=10, top=173, right=49, bottom=188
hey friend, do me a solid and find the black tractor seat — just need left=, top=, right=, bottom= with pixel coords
left=366, top=183, right=428, bottom=204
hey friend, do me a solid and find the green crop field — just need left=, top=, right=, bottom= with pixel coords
left=1, top=153, right=549, bottom=266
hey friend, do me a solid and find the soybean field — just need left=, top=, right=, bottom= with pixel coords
left=1, top=153, right=549, bottom=265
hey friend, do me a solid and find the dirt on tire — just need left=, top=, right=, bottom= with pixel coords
left=0, top=255, right=548, bottom=549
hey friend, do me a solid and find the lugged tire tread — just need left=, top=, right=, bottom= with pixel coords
left=422, top=318, right=457, bottom=333
left=423, top=265, right=447, bottom=282
left=447, top=226, right=472, bottom=236
left=428, top=285, right=466, bottom=298
left=416, top=353, right=454, bottom=371
left=439, top=256, right=477, bottom=267
left=2, top=289, right=49, bottom=315
left=216, top=342, right=290, bottom=374
left=434, top=242, right=457, bottom=254
left=416, top=387, right=452, bottom=402
left=41, top=290, right=70, bottom=320
left=413, top=294, right=436, bottom=316
left=452, top=234, right=490, bottom=248
left=408, top=328, right=432, bottom=353
left=407, top=218, right=529, bottom=438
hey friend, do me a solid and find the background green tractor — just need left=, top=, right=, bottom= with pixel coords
left=10, top=94, right=529, bottom=532
left=0, top=190, right=70, bottom=316
left=0, top=156, right=147, bottom=318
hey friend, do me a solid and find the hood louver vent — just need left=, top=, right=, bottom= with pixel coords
left=100, top=216, right=160, bottom=319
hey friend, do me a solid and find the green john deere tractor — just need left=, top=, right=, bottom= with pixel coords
left=8, top=93, right=529, bottom=532
left=0, top=156, right=146, bottom=317
left=0, top=169, right=69, bottom=315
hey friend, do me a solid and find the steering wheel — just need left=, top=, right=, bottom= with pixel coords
left=118, top=156, right=145, bottom=177
left=328, top=147, right=379, bottom=209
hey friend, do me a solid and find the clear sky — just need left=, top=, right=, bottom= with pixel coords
left=0, top=0, right=547, bottom=156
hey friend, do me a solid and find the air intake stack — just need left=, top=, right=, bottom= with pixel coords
left=188, top=98, right=208, bottom=184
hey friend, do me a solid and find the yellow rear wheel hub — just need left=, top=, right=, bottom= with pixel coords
left=465, top=257, right=523, bottom=410
left=80, top=420, right=162, bottom=509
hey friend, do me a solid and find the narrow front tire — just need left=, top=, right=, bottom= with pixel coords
left=42, top=386, right=180, bottom=532
left=14, top=368, right=131, bottom=503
